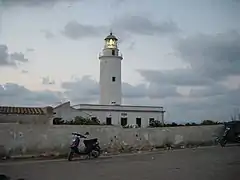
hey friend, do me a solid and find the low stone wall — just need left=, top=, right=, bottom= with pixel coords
left=0, top=114, right=51, bottom=124
left=0, top=124, right=224, bottom=158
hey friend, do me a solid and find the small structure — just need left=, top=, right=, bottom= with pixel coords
left=53, top=33, right=165, bottom=128
left=0, top=106, right=54, bottom=124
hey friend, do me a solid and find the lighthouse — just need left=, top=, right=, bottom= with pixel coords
left=99, top=32, right=123, bottom=105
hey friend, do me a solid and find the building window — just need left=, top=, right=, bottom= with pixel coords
left=112, top=77, right=116, bottom=82
left=112, top=50, right=115, bottom=56
left=106, top=117, right=112, bottom=125
left=149, top=118, right=154, bottom=125
left=121, top=117, right=127, bottom=126
left=91, top=117, right=97, bottom=121
left=136, top=118, right=141, bottom=127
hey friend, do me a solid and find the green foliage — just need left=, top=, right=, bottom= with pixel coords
left=149, top=119, right=222, bottom=128
left=53, top=116, right=101, bottom=125
left=53, top=117, right=64, bottom=125
left=200, top=120, right=221, bottom=125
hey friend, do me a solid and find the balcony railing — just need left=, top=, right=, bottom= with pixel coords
left=99, top=52, right=123, bottom=58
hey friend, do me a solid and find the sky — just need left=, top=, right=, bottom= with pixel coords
left=0, top=0, right=240, bottom=123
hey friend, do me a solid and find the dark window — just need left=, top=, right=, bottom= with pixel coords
left=106, top=117, right=112, bottom=125
left=112, top=50, right=115, bottom=56
left=91, top=117, right=97, bottom=121
left=121, top=117, right=127, bottom=126
left=112, top=77, right=116, bottom=82
left=149, top=118, right=154, bottom=125
left=136, top=118, right=141, bottom=127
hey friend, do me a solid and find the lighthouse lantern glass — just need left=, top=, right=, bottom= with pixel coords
left=106, top=38, right=117, bottom=49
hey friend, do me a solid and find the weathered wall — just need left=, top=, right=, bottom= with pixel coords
left=0, top=114, right=51, bottom=124
left=0, top=124, right=224, bottom=157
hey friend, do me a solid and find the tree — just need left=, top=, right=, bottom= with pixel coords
left=201, top=120, right=218, bottom=125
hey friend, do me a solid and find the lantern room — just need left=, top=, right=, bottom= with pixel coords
left=104, top=32, right=118, bottom=49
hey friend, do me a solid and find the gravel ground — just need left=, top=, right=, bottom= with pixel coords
left=0, top=145, right=240, bottom=180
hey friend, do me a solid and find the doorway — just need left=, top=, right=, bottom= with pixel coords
left=106, top=117, right=112, bottom=125
left=121, top=117, right=127, bottom=126
left=136, top=118, right=141, bottom=127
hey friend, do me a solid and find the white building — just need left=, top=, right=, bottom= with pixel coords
left=53, top=33, right=165, bottom=127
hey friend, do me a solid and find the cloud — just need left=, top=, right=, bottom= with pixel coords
left=61, top=76, right=181, bottom=103
left=62, top=21, right=107, bottom=40
left=112, top=15, right=181, bottom=36
left=0, top=44, right=28, bottom=67
left=0, top=83, right=62, bottom=106
left=42, top=76, right=55, bottom=85
left=26, top=48, right=35, bottom=52
left=174, top=30, right=240, bottom=80
left=41, top=30, right=55, bottom=39
left=61, top=76, right=99, bottom=103
left=21, top=70, right=28, bottom=74
left=62, top=15, right=180, bottom=41
left=189, top=84, right=230, bottom=98
left=136, top=31, right=240, bottom=121
left=139, top=68, right=214, bottom=86
left=0, top=78, right=239, bottom=122
left=139, top=31, right=240, bottom=87
left=1, top=0, right=81, bottom=7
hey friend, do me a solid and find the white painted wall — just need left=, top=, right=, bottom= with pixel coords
left=53, top=103, right=164, bottom=128
left=99, top=46, right=123, bottom=105
left=81, top=109, right=162, bottom=128
left=53, top=102, right=90, bottom=122
left=78, top=104, right=164, bottom=128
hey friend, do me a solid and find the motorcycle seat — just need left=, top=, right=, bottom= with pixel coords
left=83, top=138, right=98, bottom=145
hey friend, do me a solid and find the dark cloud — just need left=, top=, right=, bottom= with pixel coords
left=0, top=78, right=239, bottom=122
left=112, top=15, right=181, bottom=36
left=10, top=52, right=28, bottom=62
left=147, top=84, right=181, bottom=98
left=0, top=83, right=62, bottom=106
left=139, top=69, right=214, bottom=86
left=1, top=0, right=81, bottom=7
left=42, top=76, right=55, bottom=85
left=136, top=31, right=240, bottom=121
left=62, top=15, right=180, bottom=40
left=21, top=70, right=28, bottom=74
left=61, top=76, right=180, bottom=103
left=189, top=84, right=229, bottom=98
left=62, top=21, right=107, bottom=40
left=41, top=30, right=55, bottom=39
left=26, top=48, right=35, bottom=52
left=61, top=76, right=99, bottom=103
left=139, top=31, right=240, bottom=87
left=175, top=30, right=240, bottom=80
left=0, top=44, right=28, bottom=67
left=122, top=83, right=147, bottom=98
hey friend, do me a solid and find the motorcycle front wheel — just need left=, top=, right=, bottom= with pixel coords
left=91, top=150, right=100, bottom=158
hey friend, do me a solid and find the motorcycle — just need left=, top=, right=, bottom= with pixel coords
left=67, top=132, right=101, bottom=161
left=219, top=121, right=240, bottom=147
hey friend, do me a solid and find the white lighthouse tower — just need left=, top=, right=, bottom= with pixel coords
left=99, top=32, right=123, bottom=105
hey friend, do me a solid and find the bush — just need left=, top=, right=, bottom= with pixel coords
left=149, top=120, right=163, bottom=127
left=53, top=116, right=101, bottom=125
left=53, top=117, right=64, bottom=125
left=200, top=120, right=220, bottom=125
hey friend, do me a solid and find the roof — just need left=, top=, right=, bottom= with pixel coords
left=73, top=103, right=163, bottom=109
left=104, top=32, right=118, bottom=41
left=0, top=106, right=45, bottom=115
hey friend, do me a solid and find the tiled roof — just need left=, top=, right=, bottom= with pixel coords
left=0, top=106, right=45, bottom=115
